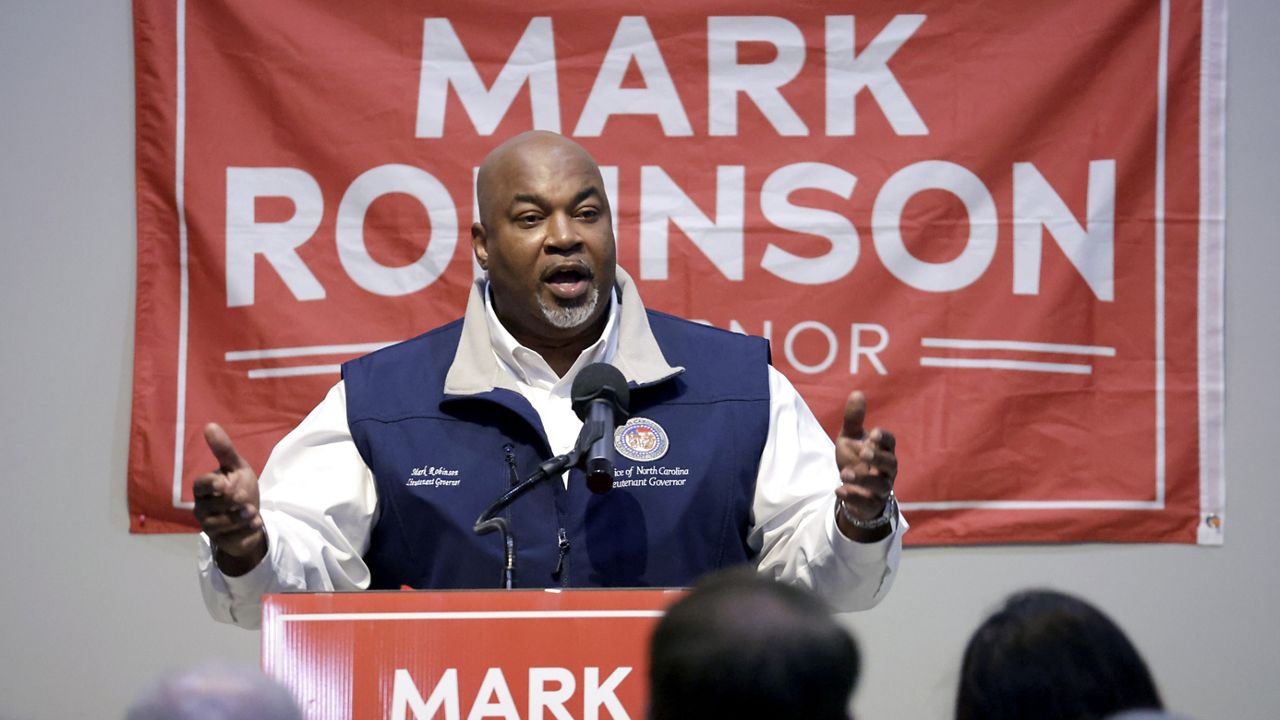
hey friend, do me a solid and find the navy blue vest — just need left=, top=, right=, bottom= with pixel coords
left=342, top=310, right=771, bottom=590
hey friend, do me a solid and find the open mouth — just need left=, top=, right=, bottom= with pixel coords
left=542, top=263, right=593, bottom=301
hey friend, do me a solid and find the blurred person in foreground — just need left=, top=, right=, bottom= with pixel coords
left=956, top=589, right=1164, bottom=720
left=648, top=568, right=861, bottom=720
left=126, top=664, right=303, bottom=720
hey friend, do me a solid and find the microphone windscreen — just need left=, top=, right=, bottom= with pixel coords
left=570, top=363, right=630, bottom=420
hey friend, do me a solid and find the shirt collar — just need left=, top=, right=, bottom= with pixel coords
left=483, top=281, right=620, bottom=388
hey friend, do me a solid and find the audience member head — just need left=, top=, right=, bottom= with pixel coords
left=1106, top=711, right=1194, bottom=720
left=126, top=663, right=303, bottom=720
left=956, top=589, right=1163, bottom=720
left=648, top=568, right=860, bottom=720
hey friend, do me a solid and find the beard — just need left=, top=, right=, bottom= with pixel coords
left=538, top=283, right=601, bottom=329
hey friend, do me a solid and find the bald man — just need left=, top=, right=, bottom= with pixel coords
left=127, top=665, right=303, bottom=720
left=195, top=132, right=906, bottom=628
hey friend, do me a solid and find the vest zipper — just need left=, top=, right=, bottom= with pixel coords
left=507, top=444, right=568, bottom=586
left=552, top=527, right=570, bottom=585
left=503, top=445, right=518, bottom=487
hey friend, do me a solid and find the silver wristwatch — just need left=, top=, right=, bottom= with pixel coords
left=839, top=491, right=897, bottom=530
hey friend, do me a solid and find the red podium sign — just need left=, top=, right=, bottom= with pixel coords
left=263, top=590, right=682, bottom=720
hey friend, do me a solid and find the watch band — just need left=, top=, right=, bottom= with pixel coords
left=838, top=492, right=896, bottom=530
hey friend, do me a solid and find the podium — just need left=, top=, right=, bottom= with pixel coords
left=263, top=589, right=684, bottom=720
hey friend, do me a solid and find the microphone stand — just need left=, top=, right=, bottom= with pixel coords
left=472, top=424, right=603, bottom=589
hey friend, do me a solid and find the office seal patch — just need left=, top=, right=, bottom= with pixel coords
left=614, top=417, right=669, bottom=462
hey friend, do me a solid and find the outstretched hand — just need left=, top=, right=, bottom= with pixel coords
left=192, top=423, right=267, bottom=576
left=834, top=391, right=897, bottom=541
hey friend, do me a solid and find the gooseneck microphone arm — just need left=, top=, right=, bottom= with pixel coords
left=472, top=424, right=603, bottom=589
left=473, top=362, right=631, bottom=589
left=472, top=454, right=572, bottom=590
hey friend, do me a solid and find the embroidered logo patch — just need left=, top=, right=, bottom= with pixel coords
left=614, top=417, right=669, bottom=462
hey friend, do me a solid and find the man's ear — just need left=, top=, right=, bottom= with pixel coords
left=470, top=222, right=489, bottom=270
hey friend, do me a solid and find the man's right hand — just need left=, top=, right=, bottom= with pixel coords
left=193, top=423, right=267, bottom=577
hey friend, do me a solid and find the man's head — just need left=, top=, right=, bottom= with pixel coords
left=126, top=664, right=303, bottom=720
left=648, top=569, right=860, bottom=720
left=472, top=131, right=617, bottom=351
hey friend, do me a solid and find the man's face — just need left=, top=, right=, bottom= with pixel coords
left=472, top=136, right=617, bottom=348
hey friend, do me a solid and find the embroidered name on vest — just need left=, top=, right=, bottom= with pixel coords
left=406, top=464, right=462, bottom=487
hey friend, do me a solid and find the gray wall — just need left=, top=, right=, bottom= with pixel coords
left=1, top=2, right=1275, bottom=718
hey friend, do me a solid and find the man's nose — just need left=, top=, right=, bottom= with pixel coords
left=544, top=213, right=582, bottom=251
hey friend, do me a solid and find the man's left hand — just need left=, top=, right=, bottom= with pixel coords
left=834, top=390, right=897, bottom=542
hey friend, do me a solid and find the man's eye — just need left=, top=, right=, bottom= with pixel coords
left=578, top=208, right=600, bottom=221
left=516, top=214, right=542, bottom=226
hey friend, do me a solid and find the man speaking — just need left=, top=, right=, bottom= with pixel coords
left=194, top=131, right=906, bottom=628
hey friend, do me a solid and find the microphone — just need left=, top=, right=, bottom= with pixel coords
left=570, top=363, right=631, bottom=494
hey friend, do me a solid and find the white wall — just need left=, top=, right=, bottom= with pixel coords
left=0, top=1, right=1275, bottom=718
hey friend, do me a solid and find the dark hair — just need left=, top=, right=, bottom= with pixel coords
left=648, top=569, right=859, bottom=720
left=956, top=589, right=1163, bottom=720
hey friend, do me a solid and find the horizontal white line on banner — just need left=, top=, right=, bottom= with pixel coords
left=919, top=357, right=1093, bottom=375
left=280, top=610, right=668, bottom=623
left=920, top=338, right=1116, bottom=356
left=248, top=365, right=341, bottom=379
left=226, top=342, right=393, bottom=362
left=900, top=499, right=1163, bottom=511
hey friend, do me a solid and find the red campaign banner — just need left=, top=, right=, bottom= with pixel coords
left=130, top=1, right=1227, bottom=544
